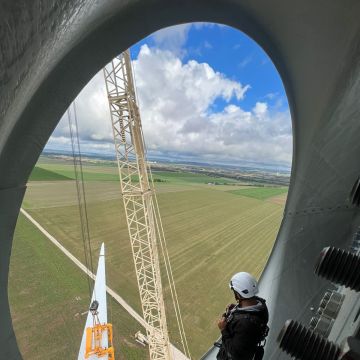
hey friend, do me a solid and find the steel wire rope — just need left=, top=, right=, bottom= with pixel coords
left=150, top=182, right=192, bottom=359
left=67, top=102, right=96, bottom=301
left=132, top=68, right=191, bottom=358
left=130, top=51, right=192, bottom=358
left=73, top=101, right=95, bottom=279
left=150, top=197, right=191, bottom=358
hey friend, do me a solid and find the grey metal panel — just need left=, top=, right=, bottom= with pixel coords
left=1, top=1, right=360, bottom=358
left=0, top=186, right=26, bottom=359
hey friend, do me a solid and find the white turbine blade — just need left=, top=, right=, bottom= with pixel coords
left=78, top=243, right=109, bottom=360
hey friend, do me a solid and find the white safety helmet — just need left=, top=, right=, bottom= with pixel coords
left=229, top=272, right=258, bottom=298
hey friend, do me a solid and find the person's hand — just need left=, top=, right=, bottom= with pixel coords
left=217, top=316, right=227, bottom=331
left=226, top=303, right=236, bottom=313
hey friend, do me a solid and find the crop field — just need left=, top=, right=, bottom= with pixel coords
left=150, top=171, right=241, bottom=184
left=10, top=157, right=288, bottom=359
left=228, top=186, right=288, bottom=200
left=9, top=214, right=147, bottom=360
left=31, top=163, right=121, bottom=182
left=30, top=161, right=243, bottom=186
left=30, top=166, right=72, bottom=181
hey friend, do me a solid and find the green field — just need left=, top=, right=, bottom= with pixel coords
left=228, top=187, right=288, bottom=200
left=32, top=163, right=121, bottom=182
left=10, top=158, right=287, bottom=359
left=29, top=166, right=72, bottom=181
left=30, top=162, right=242, bottom=185
left=9, top=214, right=147, bottom=360
left=150, top=171, right=240, bottom=184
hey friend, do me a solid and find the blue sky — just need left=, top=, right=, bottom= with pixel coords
left=47, top=23, right=292, bottom=168
left=131, top=24, right=288, bottom=113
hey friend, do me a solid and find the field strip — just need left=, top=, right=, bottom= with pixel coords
left=20, top=208, right=188, bottom=360
left=212, top=209, right=282, bottom=255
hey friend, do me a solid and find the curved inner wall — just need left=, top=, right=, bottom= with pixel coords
left=1, top=1, right=360, bottom=359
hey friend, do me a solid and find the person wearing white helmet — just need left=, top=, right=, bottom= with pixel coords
left=216, top=272, right=269, bottom=360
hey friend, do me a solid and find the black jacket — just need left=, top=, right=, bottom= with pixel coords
left=217, top=297, right=269, bottom=360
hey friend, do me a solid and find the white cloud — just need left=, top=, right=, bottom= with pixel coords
left=238, top=56, right=252, bottom=68
left=133, top=45, right=291, bottom=165
left=206, top=103, right=292, bottom=163
left=264, top=92, right=277, bottom=100
left=50, top=70, right=113, bottom=143
left=253, top=102, right=267, bottom=117
left=47, top=44, right=292, bottom=166
left=150, top=23, right=223, bottom=58
left=151, top=24, right=192, bottom=57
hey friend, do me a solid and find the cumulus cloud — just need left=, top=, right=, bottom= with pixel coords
left=132, top=45, right=291, bottom=164
left=50, top=70, right=113, bottom=143
left=47, top=44, right=292, bottom=165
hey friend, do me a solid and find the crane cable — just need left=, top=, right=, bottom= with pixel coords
left=67, top=101, right=95, bottom=301
left=149, top=153, right=192, bottom=359
left=132, top=64, right=192, bottom=359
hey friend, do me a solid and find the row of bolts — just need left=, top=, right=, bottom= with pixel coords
left=277, top=246, right=360, bottom=359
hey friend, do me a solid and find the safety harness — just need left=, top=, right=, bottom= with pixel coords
left=215, top=299, right=269, bottom=360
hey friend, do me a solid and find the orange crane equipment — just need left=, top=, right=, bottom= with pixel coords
left=85, top=300, right=115, bottom=359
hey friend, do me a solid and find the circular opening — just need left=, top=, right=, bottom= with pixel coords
left=9, top=23, right=292, bottom=359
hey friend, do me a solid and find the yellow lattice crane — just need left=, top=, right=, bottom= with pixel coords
left=103, top=50, right=191, bottom=360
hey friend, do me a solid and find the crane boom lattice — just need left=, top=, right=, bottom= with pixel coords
left=104, top=50, right=172, bottom=360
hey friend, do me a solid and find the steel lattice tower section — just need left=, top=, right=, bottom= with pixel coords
left=104, top=50, right=172, bottom=360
